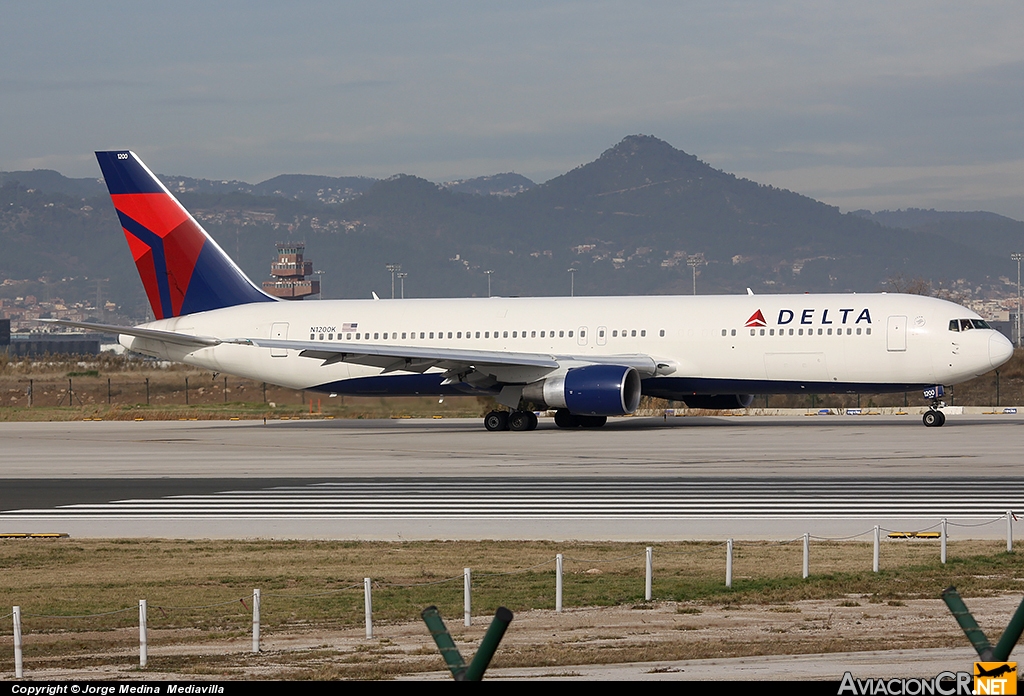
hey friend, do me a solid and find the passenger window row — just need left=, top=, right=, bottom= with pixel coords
left=719, top=327, right=872, bottom=337
left=308, top=328, right=667, bottom=341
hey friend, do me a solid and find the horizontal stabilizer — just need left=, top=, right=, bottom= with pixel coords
left=38, top=319, right=222, bottom=348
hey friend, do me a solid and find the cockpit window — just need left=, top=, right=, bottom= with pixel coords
left=951, top=318, right=991, bottom=332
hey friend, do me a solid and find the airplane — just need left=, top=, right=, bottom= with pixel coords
left=48, top=150, right=1016, bottom=431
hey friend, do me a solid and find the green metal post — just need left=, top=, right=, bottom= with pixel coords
left=993, top=594, right=1024, bottom=661
left=421, top=605, right=467, bottom=680
left=464, top=607, right=513, bottom=681
left=942, top=586, right=993, bottom=660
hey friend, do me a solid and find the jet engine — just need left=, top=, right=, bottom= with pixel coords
left=522, top=364, right=642, bottom=416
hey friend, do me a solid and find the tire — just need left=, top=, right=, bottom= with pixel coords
left=554, top=409, right=577, bottom=428
left=509, top=411, right=531, bottom=431
left=578, top=415, right=608, bottom=428
left=484, top=410, right=509, bottom=431
left=526, top=411, right=539, bottom=431
left=936, top=410, right=946, bottom=426
left=923, top=410, right=939, bottom=427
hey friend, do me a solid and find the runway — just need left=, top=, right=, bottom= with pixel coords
left=1, top=414, right=1021, bottom=539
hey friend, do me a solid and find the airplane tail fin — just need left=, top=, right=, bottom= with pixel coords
left=95, top=151, right=275, bottom=319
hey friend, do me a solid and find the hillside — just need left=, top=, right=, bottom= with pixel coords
left=0, top=136, right=1017, bottom=316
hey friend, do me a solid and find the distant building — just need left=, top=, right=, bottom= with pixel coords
left=261, top=242, right=321, bottom=300
left=6, top=331, right=103, bottom=356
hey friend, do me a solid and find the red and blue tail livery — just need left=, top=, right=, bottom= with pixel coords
left=95, top=151, right=274, bottom=319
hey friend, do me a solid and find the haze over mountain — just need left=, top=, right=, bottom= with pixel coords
left=2, top=136, right=1022, bottom=321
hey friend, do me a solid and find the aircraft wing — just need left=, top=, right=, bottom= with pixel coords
left=247, top=337, right=663, bottom=384
left=38, top=319, right=222, bottom=348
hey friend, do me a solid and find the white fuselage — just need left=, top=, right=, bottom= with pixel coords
left=120, top=292, right=1011, bottom=397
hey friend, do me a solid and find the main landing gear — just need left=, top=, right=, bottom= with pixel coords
left=484, top=409, right=538, bottom=432
left=481, top=408, right=608, bottom=431
left=553, top=409, right=607, bottom=429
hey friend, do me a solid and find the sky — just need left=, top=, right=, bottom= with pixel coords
left=3, top=1, right=1024, bottom=218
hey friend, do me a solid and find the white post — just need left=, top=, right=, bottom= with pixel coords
left=555, top=554, right=563, bottom=613
left=464, top=568, right=471, bottom=627
left=139, top=599, right=147, bottom=668
left=873, top=526, right=880, bottom=573
left=645, top=547, right=653, bottom=601
left=726, top=539, right=733, bottom=588
left=364, top=578, right=373, bottom=639
left=802, top=533, right=810, bottom=579
left=941, top=518, right=948, bottom=564
left=13, top=605, right=22, bottom=679
left=1008, top=511, right=1014, bottom=553
left=252, top=589, right=260, bottom=654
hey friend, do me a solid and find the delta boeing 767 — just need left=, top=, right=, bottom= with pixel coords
left=47, top=151, right=1015, bottom=431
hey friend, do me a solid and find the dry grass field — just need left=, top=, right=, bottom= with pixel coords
left=0, top=538, right=1020, bottom=679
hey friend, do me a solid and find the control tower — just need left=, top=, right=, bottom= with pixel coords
left=261, top=242, right=321, bottom=300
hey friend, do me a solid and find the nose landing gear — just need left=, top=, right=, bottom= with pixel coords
left=922, top=385, right=947, bottom=427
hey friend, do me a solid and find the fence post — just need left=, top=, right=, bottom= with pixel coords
left=941, top=518, right=948, bottom=564
left=185, top=377, right=189, bottom=405
left=555, top=554, right=563, bottom=613
left=645, top=547, right=653, bottom=601
left=464, top=568, right=472, bottom=627
left=28, top=379, right=32, bottom=408
left=139, top=599, right=148, bottom=668
left=1008, top=511, right=1014, bottom=553
left=13, top=605, right=22, bottom=679
left=145, top=377, right=150, bottom=406
left=802, top=533, right=810, bottom=579
left=107, top=377, right=111, bottom=405
left=364, top=578, right=373, bottom=639
left=873, top=525, right=880, bottom=573
left=726, top=539, right=733, bottom=588
left=252, top=589, right=260, bottom=653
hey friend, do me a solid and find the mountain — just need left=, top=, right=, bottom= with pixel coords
left=0, top=170, right=106, bottom=198
left=852, top=208, right=1024, bottom=269
left=443, top=173, right=534, bottom=196
left=851, top=208, right=1014, bottom=229
left=250, top=174, right=377, bottom=203
left=0, top=136, right=1017, bottom=315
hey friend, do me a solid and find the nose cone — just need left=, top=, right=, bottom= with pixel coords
left=990, top=332, right=1015, bottom=369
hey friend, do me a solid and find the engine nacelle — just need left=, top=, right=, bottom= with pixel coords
left=681, top=394, right=754, bottom=410
left=523, top=364, right=642, bottom=416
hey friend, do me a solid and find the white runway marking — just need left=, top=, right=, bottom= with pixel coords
left=3, top=478, right=1020, bottom=519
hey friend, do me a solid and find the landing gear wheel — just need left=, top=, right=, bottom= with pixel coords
left=526, top=411, right=539, bottom=431
left=923, top=410, right=945, bottom=427
left=509, top=410, right=532, bottom=431
left=578, top=415, right=608, bottom=428
left=554, top=409, right=578, bottom=428
left=484, top=410, right=510, bottom=431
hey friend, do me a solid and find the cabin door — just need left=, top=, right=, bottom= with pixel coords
left=886, top=315, right=907, bottom=352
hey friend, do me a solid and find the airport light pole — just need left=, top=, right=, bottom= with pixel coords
left=567, top=268, right=577, bottom=297
left=485, top=270, right=493, bottom=297
left=386, top=263, right=401, bottom=299
left=687, top=255, right=704, bottom=295
left=396, top=272, right=407, bottom=299
left=313, top=270, right=326, bottom=299
left=1011, top=253, right=1019, bottom=345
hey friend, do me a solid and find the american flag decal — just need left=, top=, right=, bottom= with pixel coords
left=342, top=322, right=358, bottom=331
